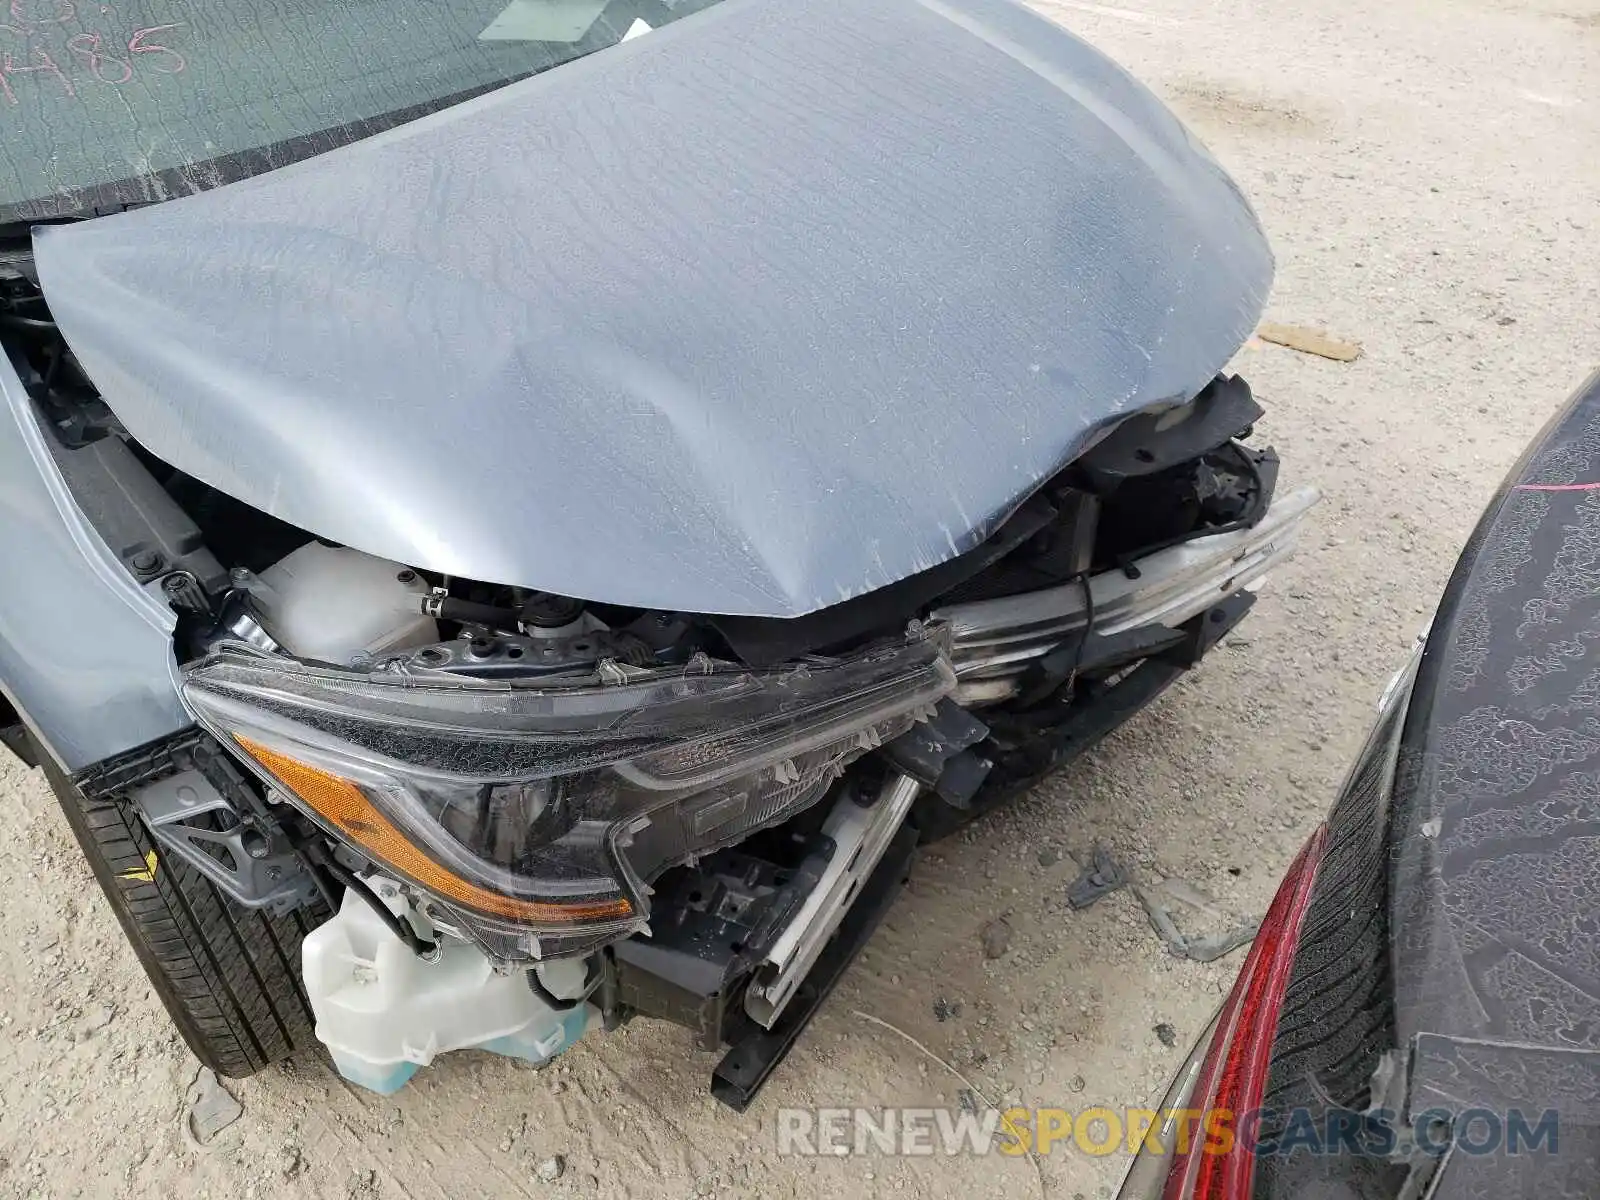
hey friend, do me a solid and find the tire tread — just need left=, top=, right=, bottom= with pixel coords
left=43, top=757, right=320, bottom=1077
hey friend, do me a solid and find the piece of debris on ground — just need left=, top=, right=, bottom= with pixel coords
left=1154, top=1023, right=1178, bottom=1048
left=1066, top=843, right=1129, bottom=910
left=184, top=1066, right=244, bottom=1148
left=1134, top=883, right=1260, bottom=963
left=1256, top=320, right=1363, bottom=362
left=1152, top=877, right=1232, bottom=922
left=980, top=917, right=1013, bottom=959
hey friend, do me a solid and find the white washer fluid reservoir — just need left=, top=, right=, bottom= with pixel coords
left=301, top=886, right=595, bottom=1094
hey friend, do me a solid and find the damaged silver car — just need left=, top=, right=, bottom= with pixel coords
left=0, top=0, right=1317, bottom=1103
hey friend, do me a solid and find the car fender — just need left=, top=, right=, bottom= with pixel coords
left=0, top=352, right=190, bottom=771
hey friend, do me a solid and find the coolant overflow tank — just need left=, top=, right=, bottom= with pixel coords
left=301, top=887, right=595, bottom=1094
left=254, top=543, right=437, bottom=665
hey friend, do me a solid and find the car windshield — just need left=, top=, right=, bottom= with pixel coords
left=0, top=0, right=723, bottom=224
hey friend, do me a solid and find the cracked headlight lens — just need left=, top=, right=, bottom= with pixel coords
left=182, top=636, right=953, bottom=959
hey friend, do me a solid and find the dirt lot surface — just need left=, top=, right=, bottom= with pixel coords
left=3, top=1, right=1598, bottom=1197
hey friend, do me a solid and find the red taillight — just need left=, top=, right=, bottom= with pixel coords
left=1161, top=825, right=1329, bottom=1200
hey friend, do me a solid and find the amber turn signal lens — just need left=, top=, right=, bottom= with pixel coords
left=235, top=737, right=633, bottom=925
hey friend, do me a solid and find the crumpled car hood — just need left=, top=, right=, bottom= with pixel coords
left=35, top=0, right=1271, bottom=618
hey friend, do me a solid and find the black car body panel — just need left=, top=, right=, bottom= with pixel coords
left=1385, top=369, right=1600, bottom=1197
left=1249, top=370, right=1600, bottom=1198
left=34, top=0, right=1272, bottom=618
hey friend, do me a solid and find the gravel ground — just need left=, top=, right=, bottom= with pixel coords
left=3, top=1, right=1598, bottom=1197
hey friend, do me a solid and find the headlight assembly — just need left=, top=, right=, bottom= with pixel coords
left=181, top=636, right=954, bottom=960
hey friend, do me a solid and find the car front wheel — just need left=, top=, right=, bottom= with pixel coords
left=42, top=753, right=322, bottom=1077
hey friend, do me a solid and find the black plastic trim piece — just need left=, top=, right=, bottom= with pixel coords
left=0, top=722, right=38, bottom=768
left=73, top=726, right=207, bottom=798
left=1073, top=373, right=1263, bottom=493
left=0, top=693, right=38, bottom=768
left=710, top=821, right=918, bottom=1111
left=711, top=497, right=1061, bottom=666
left=612, top=834, right=834, bottom=1051
left=912, top=592, right=1256, bottom=841
left=882, top=699, right=990, bottom=787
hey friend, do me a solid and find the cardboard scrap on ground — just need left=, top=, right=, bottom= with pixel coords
left=184, top=1066, right=243, bottom=1148
left=1256, top=321, right=1363, bottom=362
